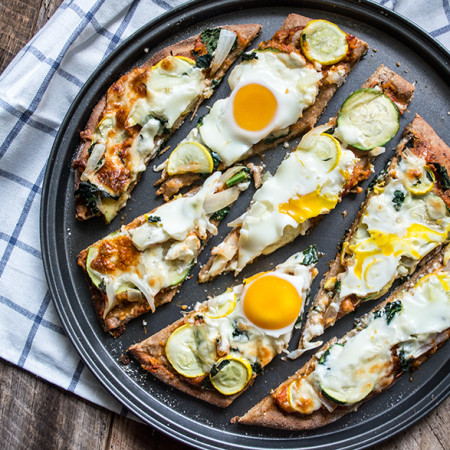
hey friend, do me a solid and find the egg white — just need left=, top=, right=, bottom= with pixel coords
left=199, top=51, right=322, bottom=166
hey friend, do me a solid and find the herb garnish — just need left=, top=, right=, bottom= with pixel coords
left=301, top=245, right=319, bottom=266
left=211, top=207, right=230, bottom=221
left=147, top=215, right=161, bottom=223
left=392, top=190, right=405, bottom=211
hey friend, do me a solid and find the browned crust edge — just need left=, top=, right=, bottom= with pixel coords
left=127, top=307, right=252, bottom=407
left=301, top=114, right=450, bottom=348
left=77, top=185, right=218, bottom=337
left=155, top=13, right=370, bottom=201
left=73, top=23, right=262, bottom=221
left=198, top=65, right=415, bottom=283
left=236, top=247, right=450, bottom=430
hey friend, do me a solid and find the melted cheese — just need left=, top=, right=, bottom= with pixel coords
left=339, top=152, right=450, bottom=299
left=234, top=126, right=357, bottom=271
left=291, top=268, right=450, bottom=412
left=80, top=56, right=206, bottom=217
left=86, top=173, right=224, bottom=317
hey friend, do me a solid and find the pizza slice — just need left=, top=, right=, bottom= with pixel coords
left=73, top=23, right=262, bottom=223
left=235, top=244, right=450, bottom=430
left=155, top=15, right=369, bottom=201
left=128, top=246, right=318, bottom=407
left=198, top=66, right=415, bottom=282
left=78, top=168, right=250, bottom=336
left=299, top=115, right=450, bottom=352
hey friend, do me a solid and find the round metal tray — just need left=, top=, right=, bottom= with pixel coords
left=41, top=1, right=450, bottom=448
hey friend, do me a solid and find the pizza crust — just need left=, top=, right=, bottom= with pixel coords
left=198, top=65, right=415, bottom=283
left=73, top=23, right=262, bottom=221
left=236, top=248, right=450, bottom=430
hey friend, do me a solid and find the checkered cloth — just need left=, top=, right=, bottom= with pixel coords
left=0, top=0, right=448, bottom=415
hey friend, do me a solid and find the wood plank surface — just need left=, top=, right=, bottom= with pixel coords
left=0, top=1, right=448, bottom=449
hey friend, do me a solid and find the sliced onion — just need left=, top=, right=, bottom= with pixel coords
left=320, top=394, right=338, bottom=413
left=129, top=274, right=156, bottom=312
left=210, top=29, right=237, bottom=75
left=203, top=186, right=240, bottom=214
left=103, top=282, right=117, bottom=319
left=81, top=143, right=106, bottom=181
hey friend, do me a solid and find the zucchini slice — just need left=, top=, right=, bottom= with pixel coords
left=165, top=324, right=208, bottom=378
left=337, top=88, right=400, bottom=151
left=300, top=20, right=348, bottom=65
left=209, top=355, right=252, bottom=395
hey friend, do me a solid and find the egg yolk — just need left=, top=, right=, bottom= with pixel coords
left=279, top=190, right=339, bottom=224
left=233, top=83, right=278, bottom=131
left=243, top=275, right=302, bottom=330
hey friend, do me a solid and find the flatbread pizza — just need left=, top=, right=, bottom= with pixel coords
left=155, top=14, right=369, bottom=200
left=73, top=23, right=262, bottom=223
left=128, top=246, right=318, bottom=407
left=198, top=66, right=415, bottom=282
left=236, top=243, right=450, bottom=430
left=299, top=115, right=450, bottom=352
left=78, top=168, right=250, bottom=336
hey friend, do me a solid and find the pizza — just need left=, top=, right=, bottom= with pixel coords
left=155, top=15, right=369, bottom=201
left=299, top=115, right=450, bottom=353
left=235, top=243, right=450, bottom=430
left=198, top=66, right=415, bottom=283
left=77, top=167, right=250, bottom=336
left=72, top=23, right=262, bottom=223
left=128, top=246, right=318, bottom=407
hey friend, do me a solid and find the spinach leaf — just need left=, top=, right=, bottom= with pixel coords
left=75, top=181, right=100, bottom=214
left=200, top=28, right=222, bottom=54
left=334, top=280, right=341, bottom=295
left=210, top=151, right=222, bottom=170
left=301, top=245, right=319, bottom=266
left=210, top=358, right=230, bottom=377
left=385, top=300, right=403, bottom=324
left=398, top=349, right=412, bottom=373
left=392, top=190, right=405, bottom=211
left=211, top=207, right=230, bottom=221
left=251, top=362, right=263, bottom=376
left=232, top=323, right=249, bottom=340
left=241, top=52, right=258, bottom=61
left=195, top=54, right=212, bottom=69
left=431, top=163, right=450, bottom=190
left=147, top=215, right=161, bottom=223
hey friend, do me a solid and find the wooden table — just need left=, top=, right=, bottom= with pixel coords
left=0, top=1, right=448, bottom=448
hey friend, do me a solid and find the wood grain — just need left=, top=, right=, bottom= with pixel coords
left=0, top=0, right=448, bottom=449
left=0, top=0, right=42, bottom=73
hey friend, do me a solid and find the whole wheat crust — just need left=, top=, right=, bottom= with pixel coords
left=198, top=66, right=415, bottom=283
left=236, top=246, right=450, bottom=430
left=155, top=13, right=370, bottom=201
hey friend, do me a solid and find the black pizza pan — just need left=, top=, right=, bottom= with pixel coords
left=41, top=0, right=450, bottom=449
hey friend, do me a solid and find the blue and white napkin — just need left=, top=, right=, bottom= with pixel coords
left=0, top=0, right=448, bottom=414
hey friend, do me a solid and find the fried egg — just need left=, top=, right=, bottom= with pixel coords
left=234, top=126, right=358, bottom=272
left=198, top=51, right=322, bottom=166
left=339, top=152, right=450, bottom=298
left=239, top=272, right=305, bottom=337
left=197, top=251, right=315, bottom=369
